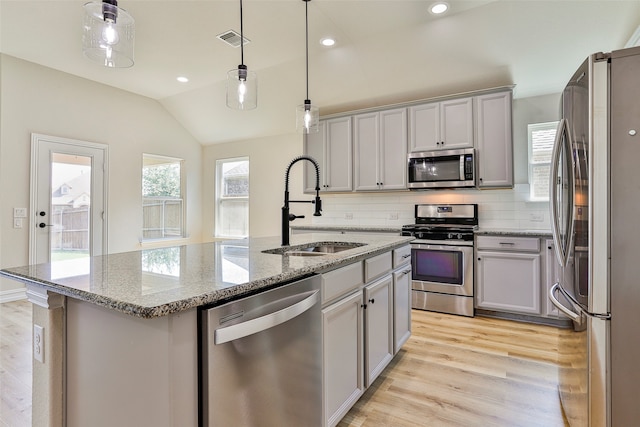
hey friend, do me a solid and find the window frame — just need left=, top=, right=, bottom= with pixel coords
left=527, top=121, right=559, bottom=202
left=141, top=153, right=186, bottom=242
left=215, top=156, right=250, bottom=239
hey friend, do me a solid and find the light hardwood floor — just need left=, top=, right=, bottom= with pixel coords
left=0, top=300, right=568, bottom=427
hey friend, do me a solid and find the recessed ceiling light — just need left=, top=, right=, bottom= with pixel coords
left=430, top=2, right=449, bottom=15
left=176, top=76, right=189, bottom=83
left=320, top=38, right=336, bottom=47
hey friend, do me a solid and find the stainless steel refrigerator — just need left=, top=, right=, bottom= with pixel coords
left=549, top=45, right=640, bottom=426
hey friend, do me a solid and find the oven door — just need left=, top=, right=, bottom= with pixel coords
left=411, top=242, right=473, bottom=296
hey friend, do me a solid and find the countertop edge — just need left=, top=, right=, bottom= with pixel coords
left=1, top=237, right=413, bottom=319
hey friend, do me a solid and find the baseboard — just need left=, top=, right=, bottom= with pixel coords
left=0, top=287, right=27, bottom=303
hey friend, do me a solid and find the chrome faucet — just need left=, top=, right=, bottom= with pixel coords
left=282, top=155, right=322, bottom=246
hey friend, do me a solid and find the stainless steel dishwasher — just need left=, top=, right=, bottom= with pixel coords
left=201, top=275, right=322, bottom=426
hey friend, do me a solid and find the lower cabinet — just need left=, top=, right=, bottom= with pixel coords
left=475, top=234, right=565, bottom=321
left=323, top=290, right=364, bottom=427
left=364, top=275, right=394, bottom=387
left=322, top=245, right=411, bottom=427
left=476, top=250, right=541, bottom=314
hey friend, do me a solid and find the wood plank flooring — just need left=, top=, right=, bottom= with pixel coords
left=0, top=300, right=568, bottom=427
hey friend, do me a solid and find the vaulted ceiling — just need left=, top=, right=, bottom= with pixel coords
left=2, top=1, right=639, bottom=145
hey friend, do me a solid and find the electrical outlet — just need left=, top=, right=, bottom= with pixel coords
left=14, top=207, right=27, bottom=218
left=389, top=212, right=399, bottom=220
left=34, top=324, right=44, bottom=363
left=529, top=213, right=544, bottom=222
left=13, top=218, right=23, bottom=229
left=345, top=212, right=353, bottom=220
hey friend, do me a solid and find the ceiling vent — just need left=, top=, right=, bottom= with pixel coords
left=217, top=30, right=251, bottom=48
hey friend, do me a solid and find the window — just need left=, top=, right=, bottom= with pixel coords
left=142, top=154, right=184, bottom=240
left=528, top=121, right=558, bottom=201
left=215, top=157, right=249, bottom=238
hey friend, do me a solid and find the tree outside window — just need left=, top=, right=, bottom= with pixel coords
left=142, top=154, right=184, bottom=240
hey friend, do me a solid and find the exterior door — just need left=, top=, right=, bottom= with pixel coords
left=31, top=134, right=108, bottom=264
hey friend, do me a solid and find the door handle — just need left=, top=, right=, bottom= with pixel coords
left=214, top=290, right=319, bottom=345
left=38, top=223, right=53, bottom=228
left=549, top=283, right=582, bottom=323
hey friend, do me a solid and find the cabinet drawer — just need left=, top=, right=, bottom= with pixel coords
left=476, top=235, right=540, bottom=252
left=321, top=261, right=364, bottom=306
left=364, top=252, right=393, bottom=282
left=393, top=245, right=412, bottom=268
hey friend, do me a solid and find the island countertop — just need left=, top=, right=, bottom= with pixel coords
left=0, top=233, right=413, bottom=319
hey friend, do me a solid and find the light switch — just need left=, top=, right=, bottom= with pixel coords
left=13, top=218, right=23, bottom=229
left=14, top=208, right=27, bottom=218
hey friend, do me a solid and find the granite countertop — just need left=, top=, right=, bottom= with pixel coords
left=290, top=225, right=402, bottom=233
left=0, top=233, right=413, bottom=319
left=475, top=228, right=552, bottom=237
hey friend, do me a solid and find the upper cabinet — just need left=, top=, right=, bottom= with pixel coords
left=354, top=108, right=407, bottom=191
left=409, top=97, right=474, bottom=152
left=304, top=117, right=353, bottom=193
left=475, top=91, right=513, bottom=188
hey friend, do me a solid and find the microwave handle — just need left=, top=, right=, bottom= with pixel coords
left=459, top=155, right=464, bottom=180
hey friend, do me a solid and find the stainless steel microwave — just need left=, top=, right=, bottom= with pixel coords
left=407, top=148, right=475, bottom=189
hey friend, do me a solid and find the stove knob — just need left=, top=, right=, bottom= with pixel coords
left=447, top=233, right=453, bottom=239
left=457, top=233, right=463, bottom=240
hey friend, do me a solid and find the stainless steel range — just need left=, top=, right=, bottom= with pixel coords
left=401, top=204, right=478, bottom=317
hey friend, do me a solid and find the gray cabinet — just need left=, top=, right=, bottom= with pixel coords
left=475, top=91, right=513, bottom=188
left=304, top=117, right=353, bottom=193
left=392, top=245, right=412, bottom=354
left=475, top=235, right=541, bottom=315
left=409, top=97, right=474, bottom=152
left=354, top=108, right=407, bottom=191
left=321, top=247, right=409, bottom=427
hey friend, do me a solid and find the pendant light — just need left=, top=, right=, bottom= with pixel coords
left=226, top=0, right=257, bottom=110
left=296, top=0, right=319, bottom=134
left=82, top=0, right=135, bottom=68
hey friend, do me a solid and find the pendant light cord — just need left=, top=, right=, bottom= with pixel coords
left=240, top=0, right=244, bottom=66
left=305, top=0, right=309, bottom=100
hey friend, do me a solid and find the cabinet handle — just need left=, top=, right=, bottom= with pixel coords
left=360, top=304, right=367, bottom=309
left=402, top=269, right=411, bottom=275
left=499, top=242, right=515, bottom=246
left=402, top=254, right=411, bottom=259
left=477, top=257, right=481, bottom=261
left=368, top=298, right=375, bottom=304
left=38, top=223, right=53, bottom=228
left=548, top=246, right=552, bottom=250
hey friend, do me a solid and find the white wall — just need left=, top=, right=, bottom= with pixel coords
left=0, top=55, right=204, bottom=296
left=202, top=133, right=307, bottom=240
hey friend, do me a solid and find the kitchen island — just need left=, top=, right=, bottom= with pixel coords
left=0, top=233, right=412, bottom=427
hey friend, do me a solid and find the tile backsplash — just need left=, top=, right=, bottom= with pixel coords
left=310, top=184, right=550, bottom=230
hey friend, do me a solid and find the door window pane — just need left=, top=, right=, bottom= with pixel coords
left=50, top=153, right=92, bottom=261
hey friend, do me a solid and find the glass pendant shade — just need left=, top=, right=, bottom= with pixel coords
left=82, top=1, right=135, bottom=68
left=296, top=100, right=319, bottom=134
left=227, top=65, right=257, bottom=110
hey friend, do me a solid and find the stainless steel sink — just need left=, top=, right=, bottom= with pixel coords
left=262, top=242, right=366, bottom=257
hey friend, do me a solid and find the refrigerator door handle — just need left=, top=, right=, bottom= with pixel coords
left=550, top=282, right=583, bottom=323
left=549, top=118, right=575, bottom=269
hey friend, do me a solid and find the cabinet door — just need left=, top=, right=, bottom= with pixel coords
left=409, top=102, right=440, bottom=152
left=323, top=291, right=364, bottom=427
left=393, top=267, right=412, bottom=354
left=476, top=91, right=513, bottom=188
left=379, top=108, right=408, bottom=190
left=364, top=275, right=393, bottom=388
left=304, top=120, right=326, bottom=193
left=354, top=112, right=380, bottom=191
left=440, top=97, right=474, bottom=149
left=325, top=117, right=353, bottom=192
left=476, top=251, right=541, bottom=315
left=544, top=239, right=563, bottom=317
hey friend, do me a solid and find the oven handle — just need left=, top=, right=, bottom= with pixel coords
left=411, top=242, right=474, bottom=251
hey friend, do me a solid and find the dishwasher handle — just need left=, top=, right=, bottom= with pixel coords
left=214, top=290, right=319, bottom=345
